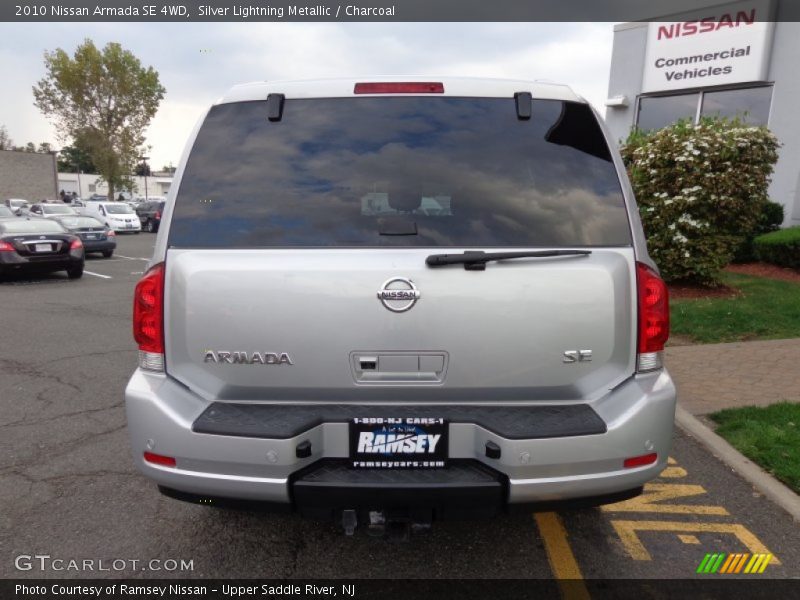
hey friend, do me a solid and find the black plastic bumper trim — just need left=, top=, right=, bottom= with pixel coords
left=192, top=402, right=607, bottom=440
left=291, top=459, right=506, bottom=519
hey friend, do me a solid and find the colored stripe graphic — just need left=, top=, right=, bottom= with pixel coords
left=724, top=553, right=743, bottom=574
left=734, top=553, right=750, bottom=573
left=696, top=554, right=712, bottom=574
left=697, top=552, right=774, bottom=574
left=710, top=553, right=726, bottom=573
left=745, top=555, right=759, bottom=573
left=719, top=554, right=736, bottom=574
left=758, top=554, right=772, bottom=573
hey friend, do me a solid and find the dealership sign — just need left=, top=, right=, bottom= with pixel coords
left=642, top=0, right=775, bottom=93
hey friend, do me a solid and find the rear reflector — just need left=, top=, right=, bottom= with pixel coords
left=133, top=263, right=165, bottom=369
left=354, top=82, right=444, bottom=94
left=143, top=451, right=176, bottom=467
left=623, top=453, right=658, bottom=469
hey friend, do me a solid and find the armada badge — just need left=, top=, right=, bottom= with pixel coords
left=203, top=350, right=293, bottom=365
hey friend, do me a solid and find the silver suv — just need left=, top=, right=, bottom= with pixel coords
left=126, top=77, right=676, bottom=531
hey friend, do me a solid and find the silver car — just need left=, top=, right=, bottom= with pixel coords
left=126, top=77, right=676, bottom=532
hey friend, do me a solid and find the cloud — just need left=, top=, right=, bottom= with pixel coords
left=0, top=22, right=613, bottom=169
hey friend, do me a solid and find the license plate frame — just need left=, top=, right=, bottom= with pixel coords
left=349, top=417, right=448, bottom=469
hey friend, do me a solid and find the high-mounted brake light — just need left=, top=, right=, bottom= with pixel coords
left=133, top=262, right=165, bottom=371
left=354, top=82, right=444, bottom=94
left=636, top=262, right=669, bottom=372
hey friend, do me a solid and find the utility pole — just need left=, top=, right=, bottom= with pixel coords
left=138, top=155, right=150, bottom=200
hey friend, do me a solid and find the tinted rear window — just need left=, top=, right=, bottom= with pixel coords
left=170, top=97, right=630, bottom=248
left=0, top=219, right=65, bottom=234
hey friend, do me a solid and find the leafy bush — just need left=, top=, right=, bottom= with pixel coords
left=754, top=226, right=800, bottom=270
left=621, top=118, right=780, bottom=285
left=733, top=200, right=785, bottom=262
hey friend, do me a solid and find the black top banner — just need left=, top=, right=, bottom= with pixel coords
left=3, top=0, right=799, bottom=22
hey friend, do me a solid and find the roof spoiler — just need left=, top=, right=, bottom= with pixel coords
left=514, top=92, right=532, bottom=120
left=267, top=93, right=285, bottom=121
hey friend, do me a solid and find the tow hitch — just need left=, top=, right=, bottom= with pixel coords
left=340, top=509, right=433, bottom=540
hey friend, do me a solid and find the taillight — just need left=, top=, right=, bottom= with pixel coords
left=69, top=238, right=83, bottom=250
left=0, top=241, right=14, bottom=252
left=133, top=263, right=165, bottom=371
left=636, top=262, right=669, bottom=372
left=107, top=230, right=116, bottom=237
left=154, top=211, right=161, bottom=220
left=354, top=82, right=444, bottom=94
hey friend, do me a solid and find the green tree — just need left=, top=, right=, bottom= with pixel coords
left=135, top=161, right=151, bottom=176
left=0, top=125, right=12, bottom=150
left=57, top=141, right=98, bottom=173
left=33, top=39, right=165, bottom=201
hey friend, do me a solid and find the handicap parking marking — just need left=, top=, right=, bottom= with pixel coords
left=609, top=520, right=781, bottom=563
left=83, top=270, right=112, bottom=279
left=552, top=431, right=798, bottom=578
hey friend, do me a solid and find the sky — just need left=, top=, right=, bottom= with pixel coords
left=0, top=22, right=615, bottom=170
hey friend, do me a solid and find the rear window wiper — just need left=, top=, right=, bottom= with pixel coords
left=425, top=249, right=592, bottom=270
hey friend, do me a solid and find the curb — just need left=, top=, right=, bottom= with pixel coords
left=675, top=405, right=800, bottom=523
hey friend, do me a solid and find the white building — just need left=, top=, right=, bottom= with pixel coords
left=605, top=0, right=799, bottom=226
left=57, top=172, right=173, bottom=200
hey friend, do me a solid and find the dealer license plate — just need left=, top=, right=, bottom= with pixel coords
left=350, top=417, right=448, bottom=469
left=35, top=243, right=51, bottom=252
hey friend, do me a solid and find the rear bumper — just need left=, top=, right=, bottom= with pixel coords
left=0, top=251, right=83, bottom=273
left=83, top=240, right=116, bottom=253
left=125, top=369, right=676, bottom=511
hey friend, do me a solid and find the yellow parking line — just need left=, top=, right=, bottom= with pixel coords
left=534, top=512, right=590, bottom=600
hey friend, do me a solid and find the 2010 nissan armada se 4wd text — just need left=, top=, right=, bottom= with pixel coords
left=126, top=77, right=676, bottom=533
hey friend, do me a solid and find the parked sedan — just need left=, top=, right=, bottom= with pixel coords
left=51, top=215, right=116, bottom=258
left=28, top=203, right=80, bottom=219
left=5, top=199, right=30, bottom=215
left=135, top=199, right=166, bottom=232
left=0, top=218, right=84, bottom=279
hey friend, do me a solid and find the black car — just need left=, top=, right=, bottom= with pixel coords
left=135, top=200, right=166, bottom=232
left=52, top=215, right=116, bottom=258
left=0, top=218, right=84, bottom=279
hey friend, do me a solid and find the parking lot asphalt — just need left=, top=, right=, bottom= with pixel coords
left=1, top=232, right=799, bottom=583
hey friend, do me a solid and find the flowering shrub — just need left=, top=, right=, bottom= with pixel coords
left=621, top=118, right=779, bottom=285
